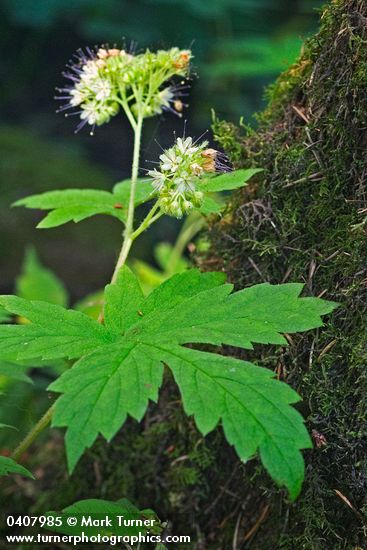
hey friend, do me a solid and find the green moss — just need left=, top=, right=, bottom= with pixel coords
left=207, top=0, right=367, bottom=547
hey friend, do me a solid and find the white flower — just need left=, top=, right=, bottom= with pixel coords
left=176, top=137, right=201, bottom=155
left=145, top=88, right=176, bottom=117
left=81, top=60, right=99, bottom=81
left=80, top=103, right=99, bottom=125
left=148, top=169, right=166, bottom=191
left=159, top=88, right=174, bottom=110
left=159, top=152, right=178, bottom=172
left=190, top=162, right=204, bottom=176
left=91, top=78, right=111, bottom=101
left=69, top=88, right=86, bottom=107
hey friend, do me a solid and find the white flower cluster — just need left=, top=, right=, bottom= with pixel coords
left=149, top=137, right=216, bottom=218
left=68, top=49, right=129, bottom=129
left=57, top=46, right=191, bottom=133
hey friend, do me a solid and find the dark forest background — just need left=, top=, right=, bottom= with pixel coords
left=0, top=0, right=323, bottom=300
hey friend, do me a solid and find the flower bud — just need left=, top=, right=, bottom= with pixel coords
left=97, top=48, right=109, bottom=59
left=173, top=50, right=191, bottom=71
left=108, top=48, right=120, bottom=57
left=201, top=148, right=217, bottom=172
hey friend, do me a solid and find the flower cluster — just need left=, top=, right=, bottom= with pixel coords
left=148, top=137, right=226, bottom=218
left=57, top=46, right=191, bottom=133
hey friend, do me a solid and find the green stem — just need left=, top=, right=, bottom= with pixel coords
left=111, top=114, right=143, bottom=284
left=110, top=235, right=133, bottom=285
left=130, top=202, right=162, bottom=241
left=126, top=115, right=143, bottom=235
left=116, top=88, right=137, bottom=131
left=11, top=403, right=56, bottom=462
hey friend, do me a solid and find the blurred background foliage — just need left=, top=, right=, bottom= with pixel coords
left=0, top=0, right=323, bottom=301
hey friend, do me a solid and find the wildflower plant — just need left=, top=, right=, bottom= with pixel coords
left=0, top=44, right=338, bottom=503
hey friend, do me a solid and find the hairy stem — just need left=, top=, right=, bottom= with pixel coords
left=11, top=403, right=56, bottom=462
left=110, top=235, right=133, bottom=285
left=126, top=115, right=143, bottom=237
left=130, top=202, right=162, bottom=241
left=111, top=114, right=143, bottom=284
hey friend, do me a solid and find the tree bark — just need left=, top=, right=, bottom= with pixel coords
left=203, top=0, right=367, bottom=546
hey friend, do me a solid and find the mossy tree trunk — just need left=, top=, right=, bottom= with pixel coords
left=6, top=2, right=366, bottom=548
left=204, top=0, right=367, bottom=546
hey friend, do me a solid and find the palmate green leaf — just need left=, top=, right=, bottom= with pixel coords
left=128, top=277, right=336, bottom=350
left=14, top=179, right=153, bottom=229
left=154, top=346, right=308, bottom=500
left=112, top=179, right=154, bottom=204
left=198, top=168, right=262, bottom=215
left=0, top=296, right=113, bottom=361
left=201, top=168, right=263, bottom=193
left=46, top=498, right=161, bottom=537
left=0, top=456, right=34, bottom=479
left=0, top=269, right=337, bottom=497
left=51, top=343, right=164, bottom=473
left=16, top=247, right=68, bottom=306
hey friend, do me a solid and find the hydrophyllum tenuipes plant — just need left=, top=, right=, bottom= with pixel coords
left=0, top=45, right=337, bottom=500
